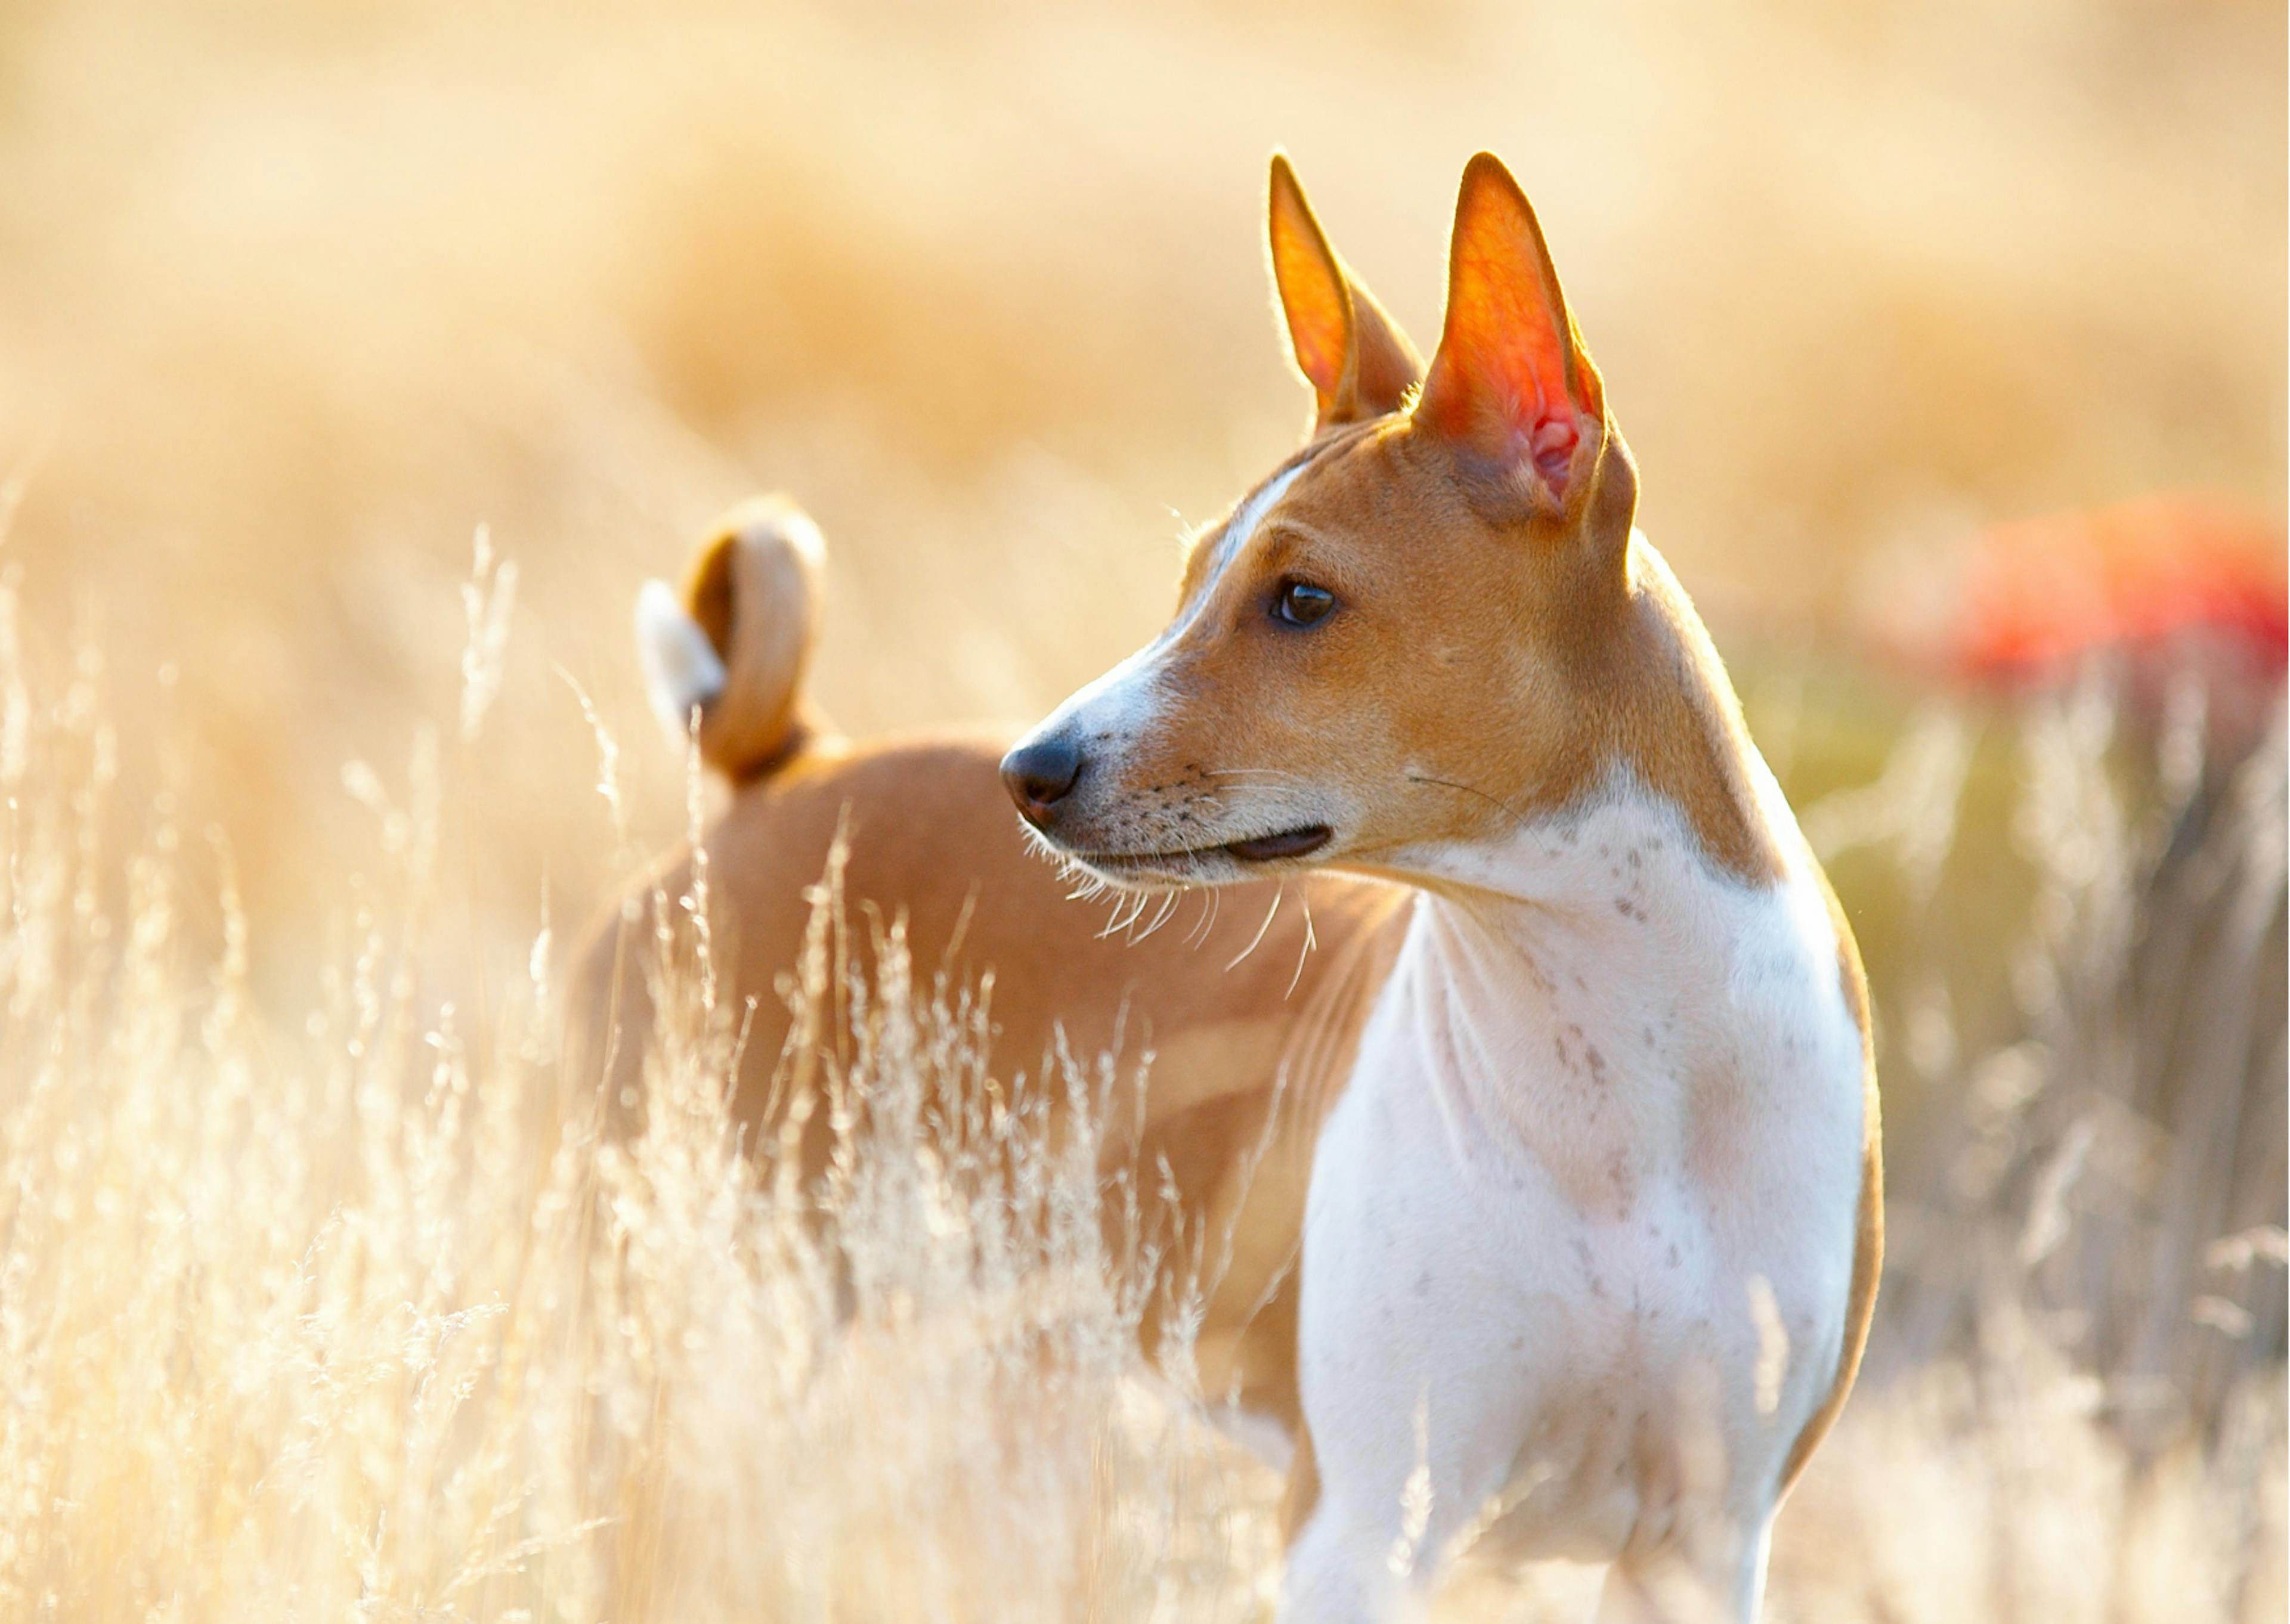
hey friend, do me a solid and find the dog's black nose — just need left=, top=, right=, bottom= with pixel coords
left=1001, top=733, right=1082, bottom=824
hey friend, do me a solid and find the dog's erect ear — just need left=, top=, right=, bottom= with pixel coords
left=1267, top=153, right=1422, bottom=432
left=1416, top=153, right=1605, bottom=503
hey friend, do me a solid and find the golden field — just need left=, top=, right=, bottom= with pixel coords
left=0, top=0, right=2280, bottom=1618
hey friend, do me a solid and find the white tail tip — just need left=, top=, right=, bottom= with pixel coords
left=635, top=578, right=728, bottom=732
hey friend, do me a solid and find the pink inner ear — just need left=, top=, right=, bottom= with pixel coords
left=1530, top=418, right=1578, bottom=482
left=1419, top=274, right=1582, bottom=487
left=1422, top=349, right=1579, bottom=489
left=1419, top=162, right=1590, bottom=491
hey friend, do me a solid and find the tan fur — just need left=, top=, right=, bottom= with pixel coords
left=1143, top=419, right=1784, bottom=892
left=685, top=495, right=827, bottom=780
left=1267, top=151, right=1422, bottom=432
left=577, top=151, right=1880, bottom=1586
left=570, top=729, right=1410, bottom=1422
left=1139, top=159, right=1784, bottom=897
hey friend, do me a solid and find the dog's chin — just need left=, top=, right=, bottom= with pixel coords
left=1035, top=822, right=1336, bottom=892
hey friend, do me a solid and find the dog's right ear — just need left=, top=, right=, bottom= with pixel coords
left=1267, top=153, right=1422, bottom=433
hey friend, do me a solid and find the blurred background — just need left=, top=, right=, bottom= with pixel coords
left=1, top=0, right=2279, bottom=927
left=0, top=0, right=2282, bottom=1564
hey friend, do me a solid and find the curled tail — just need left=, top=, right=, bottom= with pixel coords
left=635, top=494, right=827, bottom=781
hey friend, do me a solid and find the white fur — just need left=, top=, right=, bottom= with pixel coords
left=635, top=578, right=728, bottom=732
left=1032, top=461, right=1308, bottom=758
left=1280, top=771, right=1866, bottom=1623
left=1200, top=459, right=1308, bottom=585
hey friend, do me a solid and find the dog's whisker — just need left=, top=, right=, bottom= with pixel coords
left=1190, top=885, right=1223, bottom=949
left=1132, top=889, right=1183, bottom=944
left=1405, top=768, right=1531, bottom=830
left=1181, top=888, right=1216, bottom=948
left=1098, top=890, right=1150, bottom=939
left=1224, top=882, right=1285, bottom=973
left=1287, top=893, right=1317, bottom=1000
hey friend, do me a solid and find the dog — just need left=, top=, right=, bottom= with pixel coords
left=577, top=151, right=1880, bottom=1622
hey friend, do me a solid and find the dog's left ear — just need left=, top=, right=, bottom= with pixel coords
left=1267, top=153, right=1422, bottom=432
left=1416, top=153, right=1608, bottom=510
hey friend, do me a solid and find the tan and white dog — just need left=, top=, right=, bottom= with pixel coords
left=580, top=151, right=1880, bottom=1622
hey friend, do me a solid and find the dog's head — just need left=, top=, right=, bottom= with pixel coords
left=1005, top=153, right=1766, bottom=891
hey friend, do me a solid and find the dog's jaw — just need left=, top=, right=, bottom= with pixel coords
left=1024, top=817, right=1338, bottom=894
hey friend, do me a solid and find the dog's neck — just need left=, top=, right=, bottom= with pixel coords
left=1416, top=763, right=1780, bottom=951
left=1376, top=769, right=1805, bottom=1173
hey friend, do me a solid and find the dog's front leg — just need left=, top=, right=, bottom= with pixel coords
left=1276, top=1294, right=1537, bottom=1624
left=1279, top=1507, right=1400, bottom=1624
left=1277, top=1423, right=1499, bottom=1624
left=1276, top=1070, right=1542, bottom=1622
left=1595, top=1513, right=1777, bottom=1624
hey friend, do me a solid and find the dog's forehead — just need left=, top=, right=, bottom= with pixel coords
left=1178, top=422, right=1393, bottom=605
left=1179, top=453, right=1309, bottom=601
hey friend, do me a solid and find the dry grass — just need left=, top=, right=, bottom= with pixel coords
left=0, top=0, right=2280, bottom=1617
left=0, top=534, right=2278, bottom=1622
left=0, top=0, right=2279, bottom=963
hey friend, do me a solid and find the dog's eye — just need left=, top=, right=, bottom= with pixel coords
left=1272, top=580, right=1336, bottom=628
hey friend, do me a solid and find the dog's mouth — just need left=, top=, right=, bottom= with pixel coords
left=1219, top=825, right=1333, bottom=862
left=1067, top=822, right=1333, bottom=879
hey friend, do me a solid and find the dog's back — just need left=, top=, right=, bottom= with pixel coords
left=568, top=499, right=1407, bottom=1433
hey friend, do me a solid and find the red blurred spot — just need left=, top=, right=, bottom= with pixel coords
left=1949, top=497, right=2285, bottom=684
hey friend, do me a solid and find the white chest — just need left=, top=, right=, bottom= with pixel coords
left=1295, top=788, right=1867, bottom=1566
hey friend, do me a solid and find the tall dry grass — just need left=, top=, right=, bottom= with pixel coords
left=0, top=535, right=2277, bottom=1622
left=0, top=547, right=1265, bottom=1622
left=0, top=1, right=2279, bottom=1615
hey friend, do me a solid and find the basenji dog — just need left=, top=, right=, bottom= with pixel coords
left=580, top=151, right=1880, bottom=1622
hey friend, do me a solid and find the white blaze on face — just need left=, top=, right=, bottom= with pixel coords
left=1028, top=461, right=1310, bottom=754
left=1192, top=458, right=1308, bottom=601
